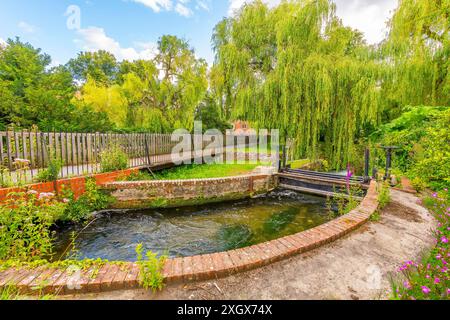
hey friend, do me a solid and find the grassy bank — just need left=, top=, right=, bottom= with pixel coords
left=128, top=163, right=269, bottom=181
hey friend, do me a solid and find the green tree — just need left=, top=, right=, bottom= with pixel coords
left=212, top=0, right=382, bottom=169
left=382, top=0, right=449, bottom=111
left=66, top=50, right=118, bottom=85
left=155, top=35, right=208, bottom=131
left=0, top=38, right=116, bottom=131
left=195, top=94, right=232, bottom=133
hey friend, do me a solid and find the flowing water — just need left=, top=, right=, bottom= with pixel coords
left=54, top=190, right=330, bottom=261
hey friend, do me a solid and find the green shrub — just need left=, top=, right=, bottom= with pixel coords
left=411, top=177, right=427, bottom=193
left=377, top=181, right=391, bottom=210
left=0, top=191, right=66, bottom=262
left=61, top=178, right=113, bottom=222
left=100, top=144, right=129, bottom=173
left=0, top=167, right=13, bottom=188
left=371, top=106, right=449, bottom=191
left=135, top=244, right=167, bottom=292
left=36, top=157, right=62, bottom=183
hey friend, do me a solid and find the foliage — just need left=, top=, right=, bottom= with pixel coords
left=411, top=177, right=427, bottom=193
left=377, top=181, right=392, bottom=210
left=99, top=144, right=129, bottom=173
left=124, top=170, right=154, bottom=181
left=61, top=178, right=113, bottom=222
left=72, top=35, right=208, bottom=132
left=67, top=51, right=118, bottom=85
left=327, top=182, right=364, bottom=218
left=0, top=284, right=54, bottom=300
left=391, top=190, right=450, bottom=300
left=135, top=244, right=167, bottom=292
left=371, top=106, right=450, bottom=190
left=152, top=163, right=262, bottom=180
left=0, top=191, right=66, bottom=262
left=0, top=167, right=13, bottom=188
left=382, top=0, right=449, bottom=110
left=36, top=157, right=62, bottom=183
left=195, top=94, right=232, bottom=133
left=212, top=0, right=382, bottom=169
left=0, top=38, right=113, bottom=132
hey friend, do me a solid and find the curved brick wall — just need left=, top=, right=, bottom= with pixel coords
left=0, top=181, right=379, bottom=296
left=102, top=174, right=277, bottom=209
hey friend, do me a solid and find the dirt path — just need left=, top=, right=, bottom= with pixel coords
left=62, top=190, right=436, bottom=300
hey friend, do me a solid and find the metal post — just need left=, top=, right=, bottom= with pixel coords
left=364, top=148, right=370, bottom=182
left=381, top=146, right=399, bottom=181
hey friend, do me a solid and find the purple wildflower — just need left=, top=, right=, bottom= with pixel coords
left=421, top=286, right=431, bottom=295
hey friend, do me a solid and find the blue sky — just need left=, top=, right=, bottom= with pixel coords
left=0, top=0, right=398, bottom=66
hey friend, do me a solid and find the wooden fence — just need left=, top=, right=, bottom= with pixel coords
left=0, top=129, right=278, bottom=185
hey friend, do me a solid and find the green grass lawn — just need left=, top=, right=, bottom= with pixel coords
left=288, top=159, right=310, bottom=169
left=128, top=163, right=269, bottom=181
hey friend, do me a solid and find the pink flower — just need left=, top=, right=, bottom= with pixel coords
left=39, top=192, right=55, bottom=199
left=404, top=281, right=412, bottom=290
left=434, top=278, right=440, bottom=284
left=421, top=286, right=431, bottom=295
left=441, top=237, right=448, bottom=244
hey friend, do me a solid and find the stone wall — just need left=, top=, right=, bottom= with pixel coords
left=102, top=174, right=277, bottom=209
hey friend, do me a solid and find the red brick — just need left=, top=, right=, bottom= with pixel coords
left=181, top=257, right=195, bottom=282
left=86, top=264, right=111, bottom=292
left=110, top=264, right=132, bottom=290
left=123, top=264, right=140, bottom=289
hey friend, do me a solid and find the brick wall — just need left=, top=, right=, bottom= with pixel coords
left=103, top=174, right=277, bottom=209
left=0, top=169, right=138, bottom=202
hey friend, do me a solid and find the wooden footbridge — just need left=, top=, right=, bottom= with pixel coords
left=277, top=168, right=371, bottom=200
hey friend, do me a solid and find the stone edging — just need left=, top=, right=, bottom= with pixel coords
left=0, top=180, right=379, bottom=296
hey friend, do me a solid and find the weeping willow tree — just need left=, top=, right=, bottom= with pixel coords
left=212, top=0, right=383, bottom=169
left=382, top=0, right=449, bottom=112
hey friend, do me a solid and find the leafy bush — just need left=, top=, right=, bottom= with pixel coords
left=391, top=190, right=449, bottom=300
left=61, top=178, right=113, bottom=222
left=411, top=177, right=427, bottom=193
left=0, top=167, right=13, bottom=188
left=377, top=181, right=391, bottom=210
left=36, top=157, right=62, bottom=182
left=99, top=144, right=129, bottom=173
left=0, top=191, right=66, bottom=262
left=135, top=244, right=167, bottom=292
left=371, top=106, right=449, bottom=191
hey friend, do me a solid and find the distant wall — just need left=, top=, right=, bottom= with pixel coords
left=102, top=174, right=278, bottom=209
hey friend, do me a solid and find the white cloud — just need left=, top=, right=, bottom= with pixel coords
left=195, top=0, right=210, bottom=11
left=75, top=27, right=156, bottom=61
left=334, top=0, right=398, bottom=44
left=175, top=3, right=193, bottom=17
left=131, top=0, right=173, bottom=12
left=130, top=0, right=207, bottom=17
left=0, top=38, right=6, bottom=47
left=18, top=21, right=37, bottom=34
left=227, top=0, right=398, bottom=44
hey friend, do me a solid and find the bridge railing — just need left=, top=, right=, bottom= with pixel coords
left=0, top=129, right=276, bottom=185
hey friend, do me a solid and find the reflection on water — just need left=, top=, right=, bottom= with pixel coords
left=54, top=190, right=330, bottom=261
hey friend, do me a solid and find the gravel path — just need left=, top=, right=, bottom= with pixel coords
left=63, top=189, right=436, bottom=300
